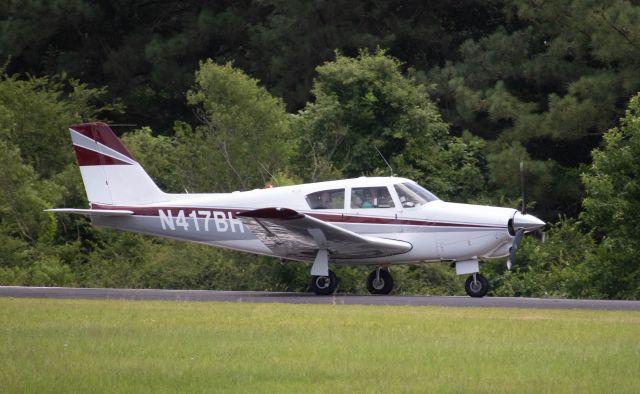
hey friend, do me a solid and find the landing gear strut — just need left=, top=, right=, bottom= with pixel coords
left=310, top=270, right=337, bottom=295
left=366, top=268, right=394, bottom=295
left=464, top=273, right=489, bottom=298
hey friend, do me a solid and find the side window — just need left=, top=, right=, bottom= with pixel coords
left=305, top=189, right=345, bottom=209
left=351, top=187, right=395, bottom=209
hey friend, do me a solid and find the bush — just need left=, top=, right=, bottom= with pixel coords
left=489, top=219, right=596, bottom=298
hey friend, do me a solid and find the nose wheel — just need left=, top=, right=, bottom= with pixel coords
left=464, top=273, right=489, bottom=298
left=366, top=268, right=394, bottom=295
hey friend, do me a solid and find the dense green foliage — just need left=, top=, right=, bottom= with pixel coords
left=581, top=94, right=640, bottom=299
left=1, top=1, right=640, bottom=298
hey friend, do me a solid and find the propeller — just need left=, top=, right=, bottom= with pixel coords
left=506, top=160, right=545, bottom=270
left=506, top=228, right=525, bottom=270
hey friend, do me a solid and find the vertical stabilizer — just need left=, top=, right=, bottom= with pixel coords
left=70, top=122, right=167, bottom=205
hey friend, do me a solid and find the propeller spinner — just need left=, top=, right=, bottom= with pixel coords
left=507, top=212, right=545, bottom=269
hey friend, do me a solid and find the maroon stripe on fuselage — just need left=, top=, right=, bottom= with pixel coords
left=341, top=215, right=492, bottom=227
left=307, top=213, right=344, bottom=222
left=90, top=203, right=506, bottom=229
left=91, top=204, right=244, bottom=217
left=74, top=145, right=132, bottom=166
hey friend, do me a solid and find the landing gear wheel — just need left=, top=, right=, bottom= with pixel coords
left=465, top=274, right=489, bottom=298
left=366, top=268, right=394, bottom=295
left=310, top=270, right=337, bottom=295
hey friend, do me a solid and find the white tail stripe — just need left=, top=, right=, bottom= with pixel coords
left=70, top=129, right=137, bottom=165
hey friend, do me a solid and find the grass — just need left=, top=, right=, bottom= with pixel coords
left=1, top=298, right=639, bottom=393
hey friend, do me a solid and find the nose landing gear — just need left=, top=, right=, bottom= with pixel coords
left=464, top=273, right=489, bottom=298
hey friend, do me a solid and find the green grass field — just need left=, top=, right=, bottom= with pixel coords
left=1, top=298, right=639, bottom=393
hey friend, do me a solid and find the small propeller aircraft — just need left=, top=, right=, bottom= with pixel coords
left=48, top=122, right=545, bottom=297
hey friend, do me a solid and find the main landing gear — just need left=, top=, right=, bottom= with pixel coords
left=310, top=270, right=337, bottom=295
left=309, top=268, right=396, bottom=295
left=366, top=267, right=394, bottom=295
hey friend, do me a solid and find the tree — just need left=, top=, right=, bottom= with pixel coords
left=294, top=49, right=486, bottom=201
left=186, top=59, right=294, bottom=192
left=249, top=0, right=504, bottom=110
left=580, top=93, right=640, bottom=299
left=0, top=0, right=256, bottom=130
left=487, top=219, right=596, bottom=298
left=0, top=141, right=61, bottom=244
left=0, top=139, right=80, bottom=287
left=0, top=70, right=117, bottom=286
left=0, top=72, right=117, bottom=178
left=1, top=0, right=506, bottom=126
left=428, top=0, right=640, bottom=219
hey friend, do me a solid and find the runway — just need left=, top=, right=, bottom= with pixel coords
left=2, top=286, right=640, bottom=310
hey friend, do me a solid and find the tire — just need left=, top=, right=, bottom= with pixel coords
left=310, top=270, right=337, bottom=295
left=465, top=274, right=489, bottom=298
left=366, top=268, right=394, bottom=295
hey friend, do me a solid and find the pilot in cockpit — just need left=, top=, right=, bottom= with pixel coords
left=360, top=189, right=377, bottom=208
left=316, top=191, right=332, bottom=209
left=358, top=187, right=393, bottom=208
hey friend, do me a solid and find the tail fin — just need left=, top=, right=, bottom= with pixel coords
left=70, top=122, right=167, bottom=205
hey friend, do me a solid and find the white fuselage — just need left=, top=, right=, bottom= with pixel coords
left=91, top=177, right=520, bottom=265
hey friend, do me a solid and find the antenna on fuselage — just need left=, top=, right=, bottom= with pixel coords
left=107, top=124, right=138, bottom=128
left=374, top=146, right=395, bottom=177
left=520, top=160, right=525, bottom=214
left=257, top=161, right=275, bottom=185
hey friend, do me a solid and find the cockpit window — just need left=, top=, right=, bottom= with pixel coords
left=351, top=187, right=395, bottom=208
left=305, top=189, right=345, bottom=209
left=394, top=182, right=439, bottom=208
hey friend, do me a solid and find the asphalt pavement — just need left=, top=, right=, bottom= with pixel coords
left=2, top=286, right=640, bottom=310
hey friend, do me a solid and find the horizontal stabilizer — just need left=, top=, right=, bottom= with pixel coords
left=46, top=208, right=134, bottom=216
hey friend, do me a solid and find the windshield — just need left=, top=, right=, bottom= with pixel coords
left=394, top=182, right=439, bottom=208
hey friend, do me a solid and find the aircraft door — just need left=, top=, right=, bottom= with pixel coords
left=393, top=183, right=440, bottom=260
left=345, top=186, right=399, bottom=232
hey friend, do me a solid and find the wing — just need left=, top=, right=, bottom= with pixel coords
left=237, top=207, right=412, bottom=261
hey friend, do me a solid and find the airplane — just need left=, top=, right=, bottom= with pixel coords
left=48, top=122, right=546, bottom=297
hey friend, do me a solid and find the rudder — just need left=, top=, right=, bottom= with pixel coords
left=70, top=122, right=167, bottom=205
